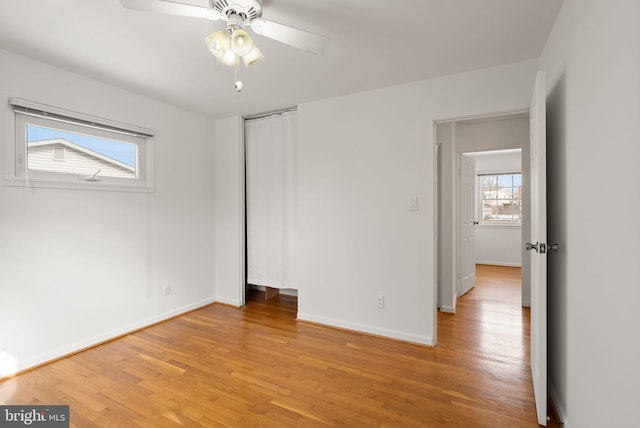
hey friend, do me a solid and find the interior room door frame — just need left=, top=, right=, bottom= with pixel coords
left=433, top=107, right=529, bottom=339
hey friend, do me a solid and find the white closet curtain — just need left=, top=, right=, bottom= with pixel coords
left=245, top=111, right=296, bottom=289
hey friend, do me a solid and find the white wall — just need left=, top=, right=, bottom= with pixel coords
left=475, top=226, right=521, bottom=266
left=213, top=116, right=244, bottom=306
left=540, top=1, right=640, bottom=426
left=293, top=61, right=538, bottom=345
left=436, top=123, right=455, bottom=311
left=469, top=150, right=522, bottom=267
left=470, top=150, right=521, bottom=172
left=0, top=49, right=217, bottom=377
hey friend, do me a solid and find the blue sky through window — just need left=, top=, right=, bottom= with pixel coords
left=27, top=125, right=136, bottom=167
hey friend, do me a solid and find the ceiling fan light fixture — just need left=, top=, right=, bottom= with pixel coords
left=121, top=0, right=331, bottom=69
left=242, top=45, right=263, bottom=67
left=230, top=27, right=255, bottom=56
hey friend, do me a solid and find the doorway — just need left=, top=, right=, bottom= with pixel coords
left=435, top=112, right=530, bottom=314
left=465, top=149, right=523, bottom=267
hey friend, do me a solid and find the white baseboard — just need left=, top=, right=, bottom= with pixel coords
left=549, top=380, right=571, bottom=428
left=297, top=313, right=434, bottom=346
left=7, top=297, right=217, bottom=378
left=439, top=305, right=455, bottom=313
left=476, top=260, right=522, bottom=267
left=214, top=295, right=241, bottom=307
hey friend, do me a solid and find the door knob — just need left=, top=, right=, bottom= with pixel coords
left=526, top=242, right=560, bottom=254
left=525, top=241, right=539, bottom=252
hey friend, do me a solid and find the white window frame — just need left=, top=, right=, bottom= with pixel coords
left=477, top=171, right=522, bottom=228
left=4, top=98, right=155, bottom=192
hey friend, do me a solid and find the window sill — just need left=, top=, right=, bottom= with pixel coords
left=3, top=176, right=155, bottom=193
left=476, top=223, right=522, bottom=230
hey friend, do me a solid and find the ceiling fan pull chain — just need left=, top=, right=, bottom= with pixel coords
left=234, top=65, right=243, bottom=92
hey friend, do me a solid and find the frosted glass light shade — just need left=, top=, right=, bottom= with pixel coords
left=205, top=31, right=230, bottom=59
left=242, top=45, right=264, bottom=67
left=230, top=28, right=254, bottom=56
left=220, top=48, right=239, bottom=67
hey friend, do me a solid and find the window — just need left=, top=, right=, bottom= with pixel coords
left=5, top=98, right=155, bottom=192
left=479, top=173, right=522, bottom=225
left=52, top=145, right=65, bottom=161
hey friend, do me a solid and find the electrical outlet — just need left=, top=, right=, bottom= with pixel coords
left=163, top=283, right=172, bottom=296
left=408, top=197, right=419, bottom=211
left=376, top=294, right=385, bottom=309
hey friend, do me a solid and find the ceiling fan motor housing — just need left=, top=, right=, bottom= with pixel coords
left=211, top=0, right=263, bottom=21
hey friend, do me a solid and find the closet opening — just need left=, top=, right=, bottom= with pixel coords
left=243, top=108, right=299, bottom=309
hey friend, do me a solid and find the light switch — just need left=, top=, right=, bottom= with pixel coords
left=408, top=197, right=419, bottom=211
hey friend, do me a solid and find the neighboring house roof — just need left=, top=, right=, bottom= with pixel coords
left=28, top=138, right=134, bottom=172
left=483, top=188, right=520, bottom=205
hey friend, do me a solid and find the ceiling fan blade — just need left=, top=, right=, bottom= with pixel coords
left=120, top=0, right=222, bottom=20
left=250, top=18, right=329, bottom=55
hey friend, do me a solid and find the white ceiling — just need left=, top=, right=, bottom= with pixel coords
left=0, top=0, right=563, bottom=119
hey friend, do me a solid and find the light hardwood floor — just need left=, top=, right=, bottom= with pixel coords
left=0, top=265, right=560, bottom=427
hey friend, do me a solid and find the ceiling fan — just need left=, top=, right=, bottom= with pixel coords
left=120, top=0, right=330, bottom=69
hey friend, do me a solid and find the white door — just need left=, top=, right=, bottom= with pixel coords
left=459, top=154, right=476, bottom=296
left=528, top=70, right=547, bottom=426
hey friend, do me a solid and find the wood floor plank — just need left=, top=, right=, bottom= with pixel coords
left=0, top=265, right=561, bottom=426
